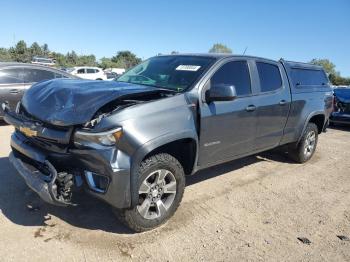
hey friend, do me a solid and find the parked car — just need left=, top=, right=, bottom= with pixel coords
left=68, top=67, right=107, bottom=80
left=330, top=87, right=350, bottom=125
left=3, top=54, right=332, bottom=232
left=0, top=62, right=76, bottom=119
left=31, top=56, right=56, bottom=66
left=105, top=71, right=120, bottom=81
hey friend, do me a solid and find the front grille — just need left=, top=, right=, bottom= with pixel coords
left=27, top=135, right=69, bottom=153
left=8, top=104, right=73, bottom=153
left=20, top=106, right=69, bottom=132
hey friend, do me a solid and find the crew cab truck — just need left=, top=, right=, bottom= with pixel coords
left=2, top=54, right=333, bottom=232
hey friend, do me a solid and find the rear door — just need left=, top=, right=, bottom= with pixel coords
left=0, top=67, right=24, bottom=115
left=86, top=68, right=96, bottom=80
left=198, top=59, right=257, bottom=166
left=252, top=60, right=291, bottom=150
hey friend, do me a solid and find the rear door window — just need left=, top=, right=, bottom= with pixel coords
left=86, top=69, right=95, bottom=74
left=256, top=62, right=282, bottom=92
left=211, top=61, right=251, bottom=96
left=291, top=68, right=328, bottom=87
left=0, top=68, right=24, bottom=84
left=23, top=68, right=55, bottom=83
left=77, top=68, right=85, bottom=74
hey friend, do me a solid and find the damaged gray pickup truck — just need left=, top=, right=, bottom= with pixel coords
left=3, top=54, right=333, bottom=232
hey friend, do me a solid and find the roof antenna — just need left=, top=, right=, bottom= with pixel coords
left=243, top=46, right=248, bottom=55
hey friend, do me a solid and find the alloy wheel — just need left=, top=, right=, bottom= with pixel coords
left=304, top=130, right=316, bottom=157
left=137, top=169, right=177, bottom=220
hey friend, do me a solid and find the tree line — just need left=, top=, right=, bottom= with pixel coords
left=0, top=40, right=141, bottom=69
left=0, top=41, right=349, bottom=85
left=309, top=59, right=350, bottom=86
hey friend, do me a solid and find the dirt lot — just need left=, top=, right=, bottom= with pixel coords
left=0, top=124, right=349, bottom=262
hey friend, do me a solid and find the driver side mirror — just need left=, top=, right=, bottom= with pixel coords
left=205, top=84, right=237, bottom=103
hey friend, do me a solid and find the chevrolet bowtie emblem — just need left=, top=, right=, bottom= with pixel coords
left=19, top=126, right=37, bottom=137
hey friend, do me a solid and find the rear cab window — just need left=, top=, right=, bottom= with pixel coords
left=291, top=68, right=328, bottom=87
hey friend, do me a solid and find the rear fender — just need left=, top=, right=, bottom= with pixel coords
left=297, top=111, right=325, bottom=143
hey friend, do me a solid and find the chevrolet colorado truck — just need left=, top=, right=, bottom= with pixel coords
left=2, top=54, right=333, bottom=232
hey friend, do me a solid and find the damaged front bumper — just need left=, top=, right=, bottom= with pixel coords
left=9, top=152, right=70, bottom=206
left=4, top=109, right=132, bottom=209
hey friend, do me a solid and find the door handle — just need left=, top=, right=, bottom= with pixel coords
left=245, top=105, right=256, bottom=112
left=279, top=100, right=286, bottom=106
left=9, top=89, right=19, bottom=94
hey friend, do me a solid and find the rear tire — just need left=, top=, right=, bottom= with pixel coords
left=288, top=122, right=319, bottom=163
left=115, top=153, right=185, bottom=232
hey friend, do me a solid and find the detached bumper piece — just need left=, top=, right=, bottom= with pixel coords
left=9, top=152, right=74, bottom=206
left=330, top=112, right=350, bottom=125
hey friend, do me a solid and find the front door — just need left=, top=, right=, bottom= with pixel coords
left=198, top=60, right=257, bottom=167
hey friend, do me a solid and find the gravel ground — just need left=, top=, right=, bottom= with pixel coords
left=0, top=123, right=349, bottom=262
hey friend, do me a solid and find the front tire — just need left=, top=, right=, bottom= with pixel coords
left=289, top=122, right=319, bottom=163
left=115, top=153, right=185, bottom=232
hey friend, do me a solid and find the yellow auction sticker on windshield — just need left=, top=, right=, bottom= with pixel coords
left=176, top=65, right=201, bottom=71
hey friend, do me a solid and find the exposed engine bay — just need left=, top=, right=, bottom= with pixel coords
left=84, top=91, right=172, bottom=128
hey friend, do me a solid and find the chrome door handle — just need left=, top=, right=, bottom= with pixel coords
left=245, top=105, right=256, bottom=112
left=9, top=89, right=19, bottom=94
left=279, top=100, right=286, bottom=106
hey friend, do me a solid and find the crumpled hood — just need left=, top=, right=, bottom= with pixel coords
left=334, top=88, right=350, bottom=103
left=21, top=79, right=159, bottom=126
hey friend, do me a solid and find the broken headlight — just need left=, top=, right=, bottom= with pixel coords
left=74, top=127, right=122, bottom=147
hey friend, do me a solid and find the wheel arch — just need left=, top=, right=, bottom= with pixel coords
left=298, top=112, right=325, bottom=143
left=129, top=131, right=198, bottom=207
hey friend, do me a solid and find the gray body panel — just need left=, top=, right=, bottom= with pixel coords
left=4, top=54, right=332, bottom=209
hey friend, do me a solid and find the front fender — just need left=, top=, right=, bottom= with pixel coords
left=129, top=130, right=198, bottom=207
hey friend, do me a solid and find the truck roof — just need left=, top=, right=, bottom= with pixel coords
left=280, top=59, right=324, bottom=71
left=162, top=53, right=278, bottom=62
left=161, top=53, right=323, bottom=71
